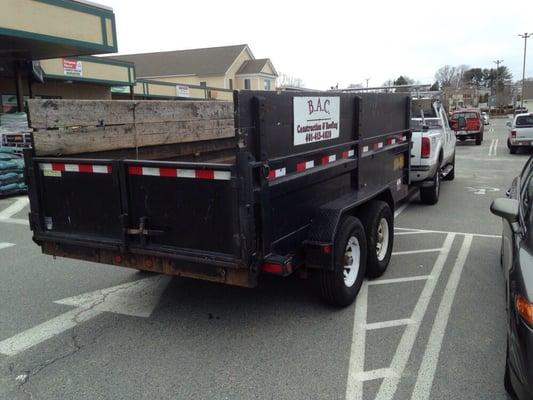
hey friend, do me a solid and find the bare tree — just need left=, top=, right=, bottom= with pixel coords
left=453, top=64, right=470, bottom=87
left=277, top=73, right=305, bottom=88
left=435, top=64, right=471, bottom=88
left=435, top=65, right=457, bottom=87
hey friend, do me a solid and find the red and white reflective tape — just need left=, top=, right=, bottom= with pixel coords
left=127, top=166, right=231, bottom=181
left=268, top=167, right=286, bottom=180
left=321, top=154, right=337, bottom=165
left=362, top=134, right=410, bottom=154
left=40, top=163, right=112, bottom=174
left=342, top=149, right=355, bottom=159
left=296, top=160, right=315, bottom=171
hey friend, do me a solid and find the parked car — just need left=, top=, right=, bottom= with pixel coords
left=481, top=111, right=490, bottom=125
left=410, top=99, right=456, bottom=205
left=450, top=108, right=484, bottom=145
left=515, top=107, right=529, bottom=116
left=490, top=156, right=533, bottom=399
left=507, top=113, right=533, bottom=154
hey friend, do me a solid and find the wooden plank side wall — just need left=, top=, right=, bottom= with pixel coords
left=27, top=99, right=235, bottom=156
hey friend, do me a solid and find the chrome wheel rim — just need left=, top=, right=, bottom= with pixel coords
left=343, top=236, right=361, bottom=287
left=376, top=218, right=389, bottom=261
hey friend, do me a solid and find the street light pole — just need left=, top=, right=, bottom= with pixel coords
left=493, top=59, right=504, bottom=109
left=519, top=33, right=531, bottom=109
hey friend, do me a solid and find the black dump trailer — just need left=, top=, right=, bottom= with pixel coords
left=24, top=91, right=411, bottom=306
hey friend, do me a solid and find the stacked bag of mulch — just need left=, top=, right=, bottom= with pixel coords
left=0, top=147, right=26, bottom=196
left=0, top=112, right=30, bottom=196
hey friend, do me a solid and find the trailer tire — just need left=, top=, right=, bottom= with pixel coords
left=315, top=216, right=367, bottom=307
left=420, top=171, right=440, bottom=205
left=358, top=201, right=393, bottom=278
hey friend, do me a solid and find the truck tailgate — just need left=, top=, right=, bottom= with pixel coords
left=515, top=126, right=533, bottom=139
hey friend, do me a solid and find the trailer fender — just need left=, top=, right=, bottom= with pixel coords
left=303, top=187, right=394, bottom=270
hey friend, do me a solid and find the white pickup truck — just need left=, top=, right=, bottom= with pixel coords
left=410, top=100, right=456, bottom=205
left=507, top=113, right=533, bottom=154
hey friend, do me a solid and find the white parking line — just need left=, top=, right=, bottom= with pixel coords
left=488, top=139, right=495, bottom=156
left=0, top=217, right=29, bottom=226
left=346, top=282, right=368, bottom=400
left=392, top=248, right=442, bottom=256
left=395, top=227, right=499, bottom=239
left=355, top=368, right=398, bottom=382
left=0, top=197, right=29, bottom=219
left=365, top=318, right=415, bottom=330
left=410, top=234, right=473, bottom=400
left=345, top=234, right=455, bottom=400
left=0, top=242, right=15, bottom=250
left=394, top=191, right=417, bottom=219
left=368, top=275, right=432, bottom=286
left=374, top=233, right=456, bottom=400
left=488, top=139, right=499, bottom=157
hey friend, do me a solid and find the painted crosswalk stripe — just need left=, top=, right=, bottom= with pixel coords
left=0, top=242, right=15, bottom=250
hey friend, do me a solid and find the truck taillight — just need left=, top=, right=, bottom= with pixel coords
left=421, top=137, right=431, bottom=158
left=512, top=130, right=517, bottom=138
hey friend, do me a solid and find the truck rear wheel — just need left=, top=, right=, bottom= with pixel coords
left=420, top=171, right=440, bottom=205
left=475, top=133, right=482, bottom=145
left=315, top=216, right=367, bottom=307
left=359, top=201, right=393, bottom=278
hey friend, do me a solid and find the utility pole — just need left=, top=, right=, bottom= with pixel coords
left=519, top=33, right=531, bottom=108
left=365, top=78, right=370, bottom=88
left=493, top=59, right=504, bottom=109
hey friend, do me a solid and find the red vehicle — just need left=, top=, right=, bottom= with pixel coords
left=450, top=108, right=484, bottom=145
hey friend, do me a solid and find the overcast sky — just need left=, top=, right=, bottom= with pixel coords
left=101, top=0, right=533, bottom=90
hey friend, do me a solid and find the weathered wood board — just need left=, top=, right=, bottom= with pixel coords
left=27, top=99, right=235, bottom=156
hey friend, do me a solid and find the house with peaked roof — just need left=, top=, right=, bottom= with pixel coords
left=107, top=44, right=278, bottom=97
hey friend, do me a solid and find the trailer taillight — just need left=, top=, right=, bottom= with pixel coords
left=261, top=261, right=293, bottom=276
left=421, top=137, right=431, bottom=158
left=512, top=130, right=517, bottom=138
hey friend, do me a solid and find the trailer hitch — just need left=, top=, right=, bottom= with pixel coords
left=126, top=217, right=164, bottom=245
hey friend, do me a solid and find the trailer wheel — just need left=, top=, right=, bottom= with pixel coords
left=358, top=201, right=393, bottom=278
left=420, top=171, right=440, bottom=205
left=315, top=216, right=367, bottom=307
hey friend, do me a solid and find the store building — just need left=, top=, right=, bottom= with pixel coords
left=0, top=0, right=125, bottom=113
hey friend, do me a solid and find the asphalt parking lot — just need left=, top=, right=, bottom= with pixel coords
left=0, top=118, right=527, bottom=400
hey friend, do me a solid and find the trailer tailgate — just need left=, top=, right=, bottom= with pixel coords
left=28, top=157, right=242, bottom=264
